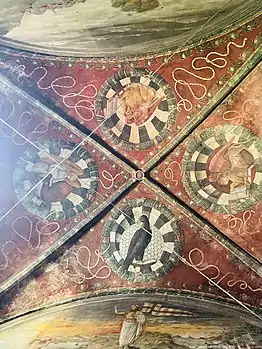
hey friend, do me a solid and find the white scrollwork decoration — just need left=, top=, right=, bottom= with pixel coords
left=0, top=97, right=48, bottom=146
left=222, top=99, right=255, bottom=123
left=164, top=160, right=183, bottom=186
left=63, top=245, right=111, bottom=284
left=172, top=38, right=248, bottom=112
left=14, top=66, right=97, bottom=121
left=187, top=247, right=262, bottom=293
left=99, top=170, right=120, bottom=190
left=0, top=215, right=60, bottom=270
left=223, top=210, right=255, bottom=235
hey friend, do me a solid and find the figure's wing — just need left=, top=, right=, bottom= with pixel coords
left=123, top=231, right=140, bottom=268
left=105, top=96, right=119, bottom=118
left=208, top=137, right=235, bottom=173
left=148, top=96, right=165, bottom=117
left=239, top=149, right=255, bottom=167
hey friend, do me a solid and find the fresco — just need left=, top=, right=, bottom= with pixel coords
left=103, top=198, right=183, bottom=282
left=96, top=68, right=177, bottom=150
left=182, top=124, right=261, bottom=213
left=0, top=16, right=261, bottom=170
left=0, top=0, right=260, bottom=55
left=0, top=4, right=260, bottom=341
left=0, top=73, right=134, bottom=289
left=0, top=295, right=262, bottom=349
left=152, top=62, right=262, bottom=262
left=13, top=139, right=99, bottom=220
left=0, top=180, right=261, bottom=320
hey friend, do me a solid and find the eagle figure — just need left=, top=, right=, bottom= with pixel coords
left=123, top=215, right=152, bottom=269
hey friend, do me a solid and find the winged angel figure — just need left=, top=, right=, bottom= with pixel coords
left=208, top=137, right=255, bottom=195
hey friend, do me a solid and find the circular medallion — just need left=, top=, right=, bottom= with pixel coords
left=103, top=199, right=184, bottom=282
left=13, top=140, right=99, bottom=221
left=96, top=69, right=176, bottom=150
left=182, top=124, right=262, bottom=213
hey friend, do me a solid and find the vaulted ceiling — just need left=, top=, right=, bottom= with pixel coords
left=0, top=1, right=261, bottom=348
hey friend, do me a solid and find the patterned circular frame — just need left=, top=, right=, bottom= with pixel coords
left=182, top=124, right=262, bottom=214
left=13, top=139, right=99, bottom=221
left=102, top=198, right=184, bottom=282
left=96, top=69, right=177, bottom=150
